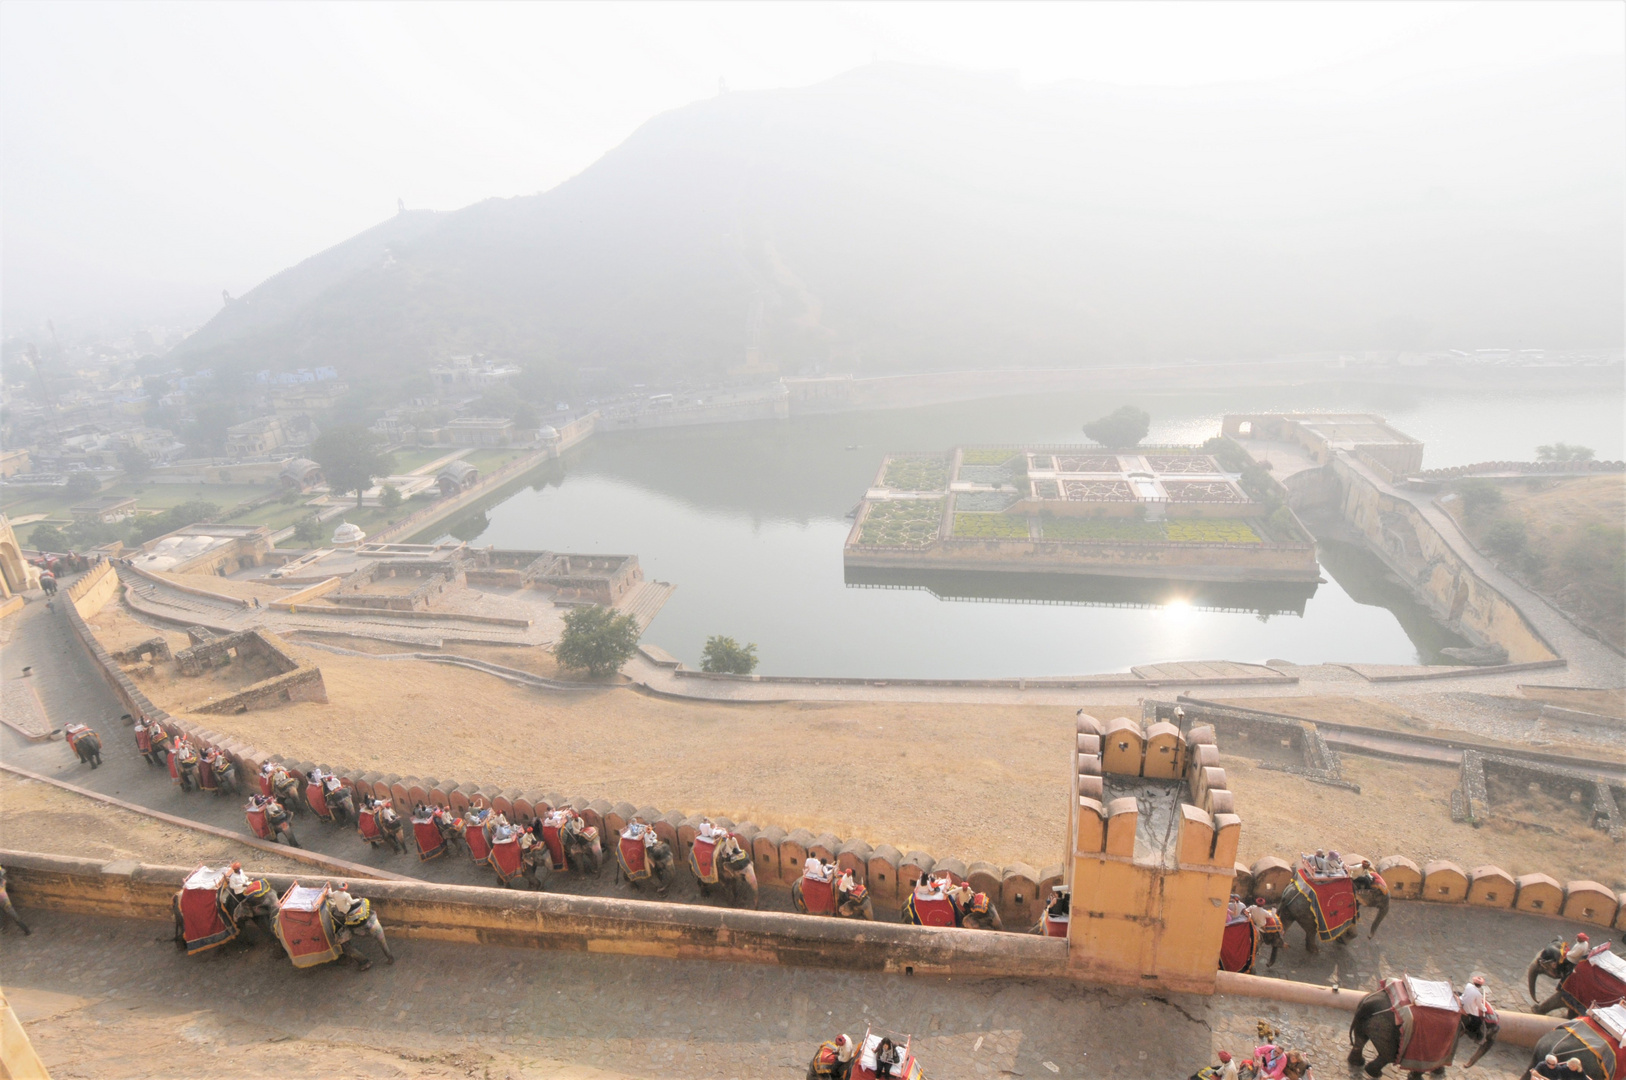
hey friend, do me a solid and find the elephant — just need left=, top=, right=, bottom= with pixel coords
left=264, top=800, right=300, bottom=848
left=955, top=890, right=1003, bottom=931
left=1526, top=939, right=1575, bottom=1015
left=561, top=823, right=602, bottom=875
left=518, top=842, right=551, bottom=890
left=1275, top=876, right=1388, bottom=953
left=792, top=875, right=875, bottom=920
left=616, top=833, right=676, bottom=895
left=66, top=728, right=102, bottom=768
left=208, top=755, right=240, bottom=797
left=1525, top=1025, right=1611, bottom=1079
left=270, top=769, right=305, bottom=815
left=697, top=842, right=758, bottom=909
left=1347, top=988, right=1497, bottom=1078
left=363, top=804, right=407, bottom=855
left=223, top=878, right=278, bottom=938
left=319, top=782, right=355, bottom=827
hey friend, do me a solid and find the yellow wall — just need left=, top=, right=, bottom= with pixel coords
left=68, top=560, right=119, bottom=618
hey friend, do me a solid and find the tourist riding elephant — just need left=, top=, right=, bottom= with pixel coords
left=375, top=805, right=407, bottom=855
left=268, top=767, right=304, bottom=814
left=1527, top=939, right=1575, bottom=1015
left=264, top=799, right=300, bottom=848
left=1525, top=1025, right=1612, bottom=1079
left=1347, top=988, right=1497, bottom=1078
left=791, top=875, right=876, bottom=920
left=616, top=831, right=676, bottom=895
left=699, top=841, right=758, bottom=909
left=561, top=820, right=602, bottom=875
left=1275, top=876, right=1388, bottom=953
left=208, top=753, right=240, bottom=797
left=323, top=782, right=355, bottom=827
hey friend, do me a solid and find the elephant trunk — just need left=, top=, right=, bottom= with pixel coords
left=1526, top=957, right=1545, bottom=1003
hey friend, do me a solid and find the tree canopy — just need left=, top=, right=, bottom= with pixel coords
left=1536, top=442, right=1595, bottom=463
left=312, top=425, right=392, bottom=507
left=555, top=605, right=641, bottom=678
left=700, top=635, right=759, bottom=675
left=1082, top=405, right=1151, bottom=449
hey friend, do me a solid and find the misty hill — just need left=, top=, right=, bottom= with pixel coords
left=174, top=60, right=1625, bottom=386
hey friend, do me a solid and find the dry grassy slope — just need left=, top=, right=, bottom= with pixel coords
left=0, top=772, right=302, bottom=872
left=154, top=570, right=293, bottom=604
left=90, top=605, right=1623, bottom=883
left=1453, top=475, right=1626, bottom=650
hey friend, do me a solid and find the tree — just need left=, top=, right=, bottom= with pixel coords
left=28, top=523, right=69, bottom=553
left=1536, top=442, right=1595, bottom=463
left=312, top=425, right=392, bottom=507
left=129, top=500, right=219, bottom=545
left=380, top=484, right=403, bottom=509
left=119, top=448, right=152, bottom=480
left=1082, top=405, right=1150, bottom=448
left=64, top=473, right=100, bottom=500
left=293, top=514, right=325, bottom=547
left=1483, top=520, right=1527, bottom=559
left=554, top=605, right=641, bottom=678
left=701, top=635, right=759, bottom=674
left=1457, top=479, right=1502, bottom=517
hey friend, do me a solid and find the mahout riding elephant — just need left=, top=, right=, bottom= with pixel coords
left=1527, top=939, right=1574, bottom=1014
left=1526, top=1024, right=1612, bottom=1079
left=268, top=767, right=305, bottom=815
left=1347, top=987, right=1497, bottom=1078
left=207, top=752, right=240, bottom=797
left=561, top=819, right=602, bottom=874
left=791, top=873, right=875, bottom=920
left=953, top=887, right=1002, bottom=931
left=1275, top=876, right=1388, bottom=954
left=615, top=823, right=676, bottom=894
left=360, top=801, right=408, bottom=855
left=697, top=840, right=758, bottom=908
left=64, top=725, right=102, bottom=768
left=174, top=743, right=201, bottom=792
left=264, top=798, right=300, bottom=847
left=518, top=837, right=551, bottom=890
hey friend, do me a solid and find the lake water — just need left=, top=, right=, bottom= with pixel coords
left=443, top=384, right=1624, bottom=678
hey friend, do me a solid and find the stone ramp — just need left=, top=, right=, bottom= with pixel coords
left=615, top=580, right=675, bottom=629
left=0, top=678, right=52, bottom=740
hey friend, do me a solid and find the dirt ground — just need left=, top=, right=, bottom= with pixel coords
left=1518, top=684, right=1626, bottom=719
left=92, top=603, right=1624, bottom=883
left=0, top=772, right=303, bottom=872
left=152, top=569, right=292, bottom=604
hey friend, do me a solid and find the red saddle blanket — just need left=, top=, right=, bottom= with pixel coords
left=259, top=772, right=275, bottom=797
left=245, top=805, right=271, bottom=840
left=1291, top=867, right=1358, bottom=941
left=179, top=867, right=237, bottom=955
left=465, top=825, right=492, bottom=861
left=691, top=836, right=720, bottom=884
left=306, top=782, right=330, bottom=818
left=1219, top=919, right=1259, bottom=973
left=413, top=819, right=446, bottom=861
left=274, top=883, right=341, bottom=968
left=356, top=809, right=382, bottom=841
left=800, top=875, right=837, bottom=915
left=540, top=816, right=569, bottom=870
left=134, top=727, right=152, bottom=752
left=619, top=835, right=650, bottom=879
left=168, top=752, right=181, bottom=783
left=1564, top=946, right=1626, bottom=1013
left=1382, top=976, right=1462, bottom=1072
left=489, top=837, right=524, bottom=880
left=904, top=890, right=957, bottom=927
left=198, top=758, right=217, bottom=790
left=1042, top=911, right=1070, bottom=938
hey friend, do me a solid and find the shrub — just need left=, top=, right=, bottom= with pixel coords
left=1483, top=520, right=1528, bottom=558
left=1457, top=480, right=1502, bottom=516
left=858, top=500, right=942, bottom=547
left=1268, top=505, right=1300, bottom=540
left=64, top=473, right=100, bottom=499
left=882, top=456, right=949, bottom=492
left=27, top=523, right=70, bottom=553
left=701, top=636, right=758, bottom=674
left=293, top=515, right=324, bottom=547
left=555, top=605, right=641, bottom=678
left=380, top=484, right=403, bottom=509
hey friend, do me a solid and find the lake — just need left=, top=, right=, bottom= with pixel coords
left=443, top=384, right=1624, bottom=678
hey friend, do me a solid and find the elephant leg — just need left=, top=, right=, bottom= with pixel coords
left=1533, top=992, right=1565, bottom=1016
left=368, top=921, right=395, bottom=964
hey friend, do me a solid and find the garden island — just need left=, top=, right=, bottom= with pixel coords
left=844, top=440, right=1321, bottom=584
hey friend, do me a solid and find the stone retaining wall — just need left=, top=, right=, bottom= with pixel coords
left=0, top=850, right=1067, bottom=979
left=66, top=559, right=119, bottom=618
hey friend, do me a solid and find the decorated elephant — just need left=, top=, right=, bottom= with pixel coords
left=269, top=767, right=304, bottom=815
left=1527, top=939, right=1574, bottom=1014
left=615, top=823, right=676, bottom=895
left=1525, top=1023, right=1613, bottom=1079
left=207, top=753, right=241, bottom=797
left=561, top=820, right=602, bottom=874
left=1347, top=986, right=1496, bottom=1078
left=63, top=724, right=102, bottom=768
left=1276, top=874, right=1388, bottom=953
left=953, top=887, right=1003, bottom=931
left=695, top=838, right=757, bottom=909
left=791, top=873, right=875, bottom=920
left=359, top=802, right=408, bottom=855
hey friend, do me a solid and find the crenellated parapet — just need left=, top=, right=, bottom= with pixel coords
left=1066, top=712, right=1238, bottom=993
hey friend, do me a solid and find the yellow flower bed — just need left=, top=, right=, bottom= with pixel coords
left=952, top=513, right=1031, bottom=539
left=1164, top=519, right=1262, bottom=543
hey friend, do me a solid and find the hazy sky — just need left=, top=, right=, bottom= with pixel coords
left=2, top=0, right=1620, bottom=337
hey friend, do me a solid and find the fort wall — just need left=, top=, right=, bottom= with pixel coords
left=66, top=559, right=119, bottom=618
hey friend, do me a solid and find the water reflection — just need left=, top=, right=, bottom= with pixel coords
left=843, top=566, right=1320, bottom=617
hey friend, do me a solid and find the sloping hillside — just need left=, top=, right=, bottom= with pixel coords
left=172, top=60, right=1625, bottom=385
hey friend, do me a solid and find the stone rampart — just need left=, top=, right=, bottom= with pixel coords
left=1332, top=455, right=1557, bottom=663
left=0, top=850, right=1067, bottom=978
left=66, top=559, right=119, bottom=618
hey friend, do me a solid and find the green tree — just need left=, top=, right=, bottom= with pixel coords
left=27, top=523, right=70, bottom=553
left=119, top=448, right=152, bottom=480
left=1535, top=442, right=1595, bottom=463
left=129, top=500, right=219, bottom=545
left=700, top=635, right=759, bottom=674
left=312, top=425, right=392, bottom=507
left=554, top=605, right=641, bottom=678
left=1457, top=479, right=1503, bottom=517
left=293, top=514, right=325, bottom=547
left=64, top=473, right=100, bottom=500
left=1082, top=405, right=1151, bottom=448
left=1483, top=520, right=1527, bottom=559
left=380, top=484, right=403, bottom=509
